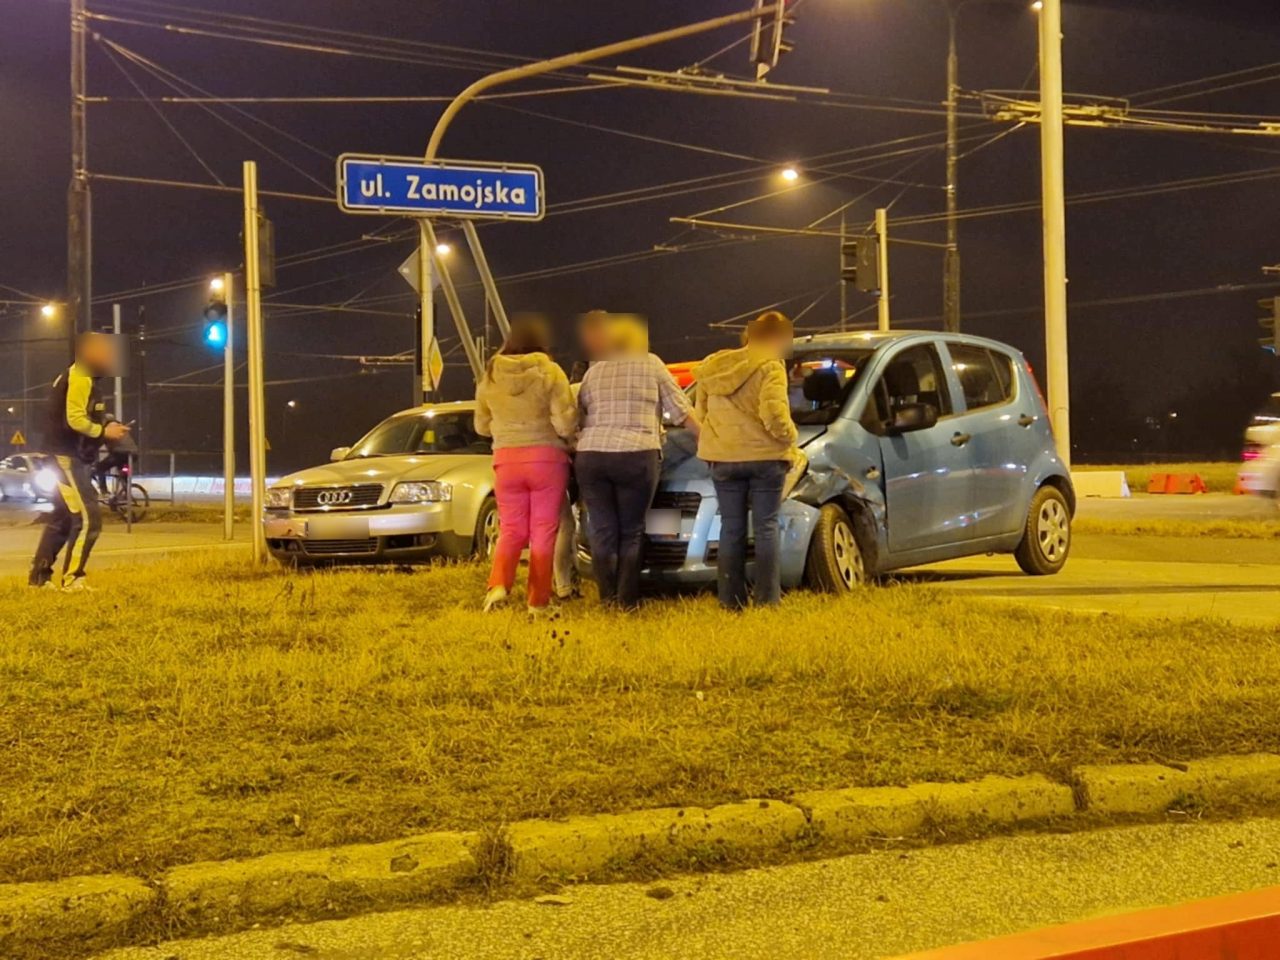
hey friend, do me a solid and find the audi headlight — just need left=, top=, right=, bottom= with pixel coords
left=34, top=469, right=59, bottom=496
left=389, top=481, right=452, bottom=504
left=265, top=487, right=293, bottom=509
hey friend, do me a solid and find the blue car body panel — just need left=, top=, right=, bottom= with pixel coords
left=584, top=330, right=1072, bottom=587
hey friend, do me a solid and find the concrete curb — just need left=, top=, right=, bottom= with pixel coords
left=507, top=799, right=809, bottom=880
left=4, top=754, right=1280, bottom=955
left=1076, top=753, right=1280, bottom=816
left=0, top=873, right=154, bottom=956
left=163, top=830, right=481, bottom=929
left=794, top=774, right=1076, bottom=843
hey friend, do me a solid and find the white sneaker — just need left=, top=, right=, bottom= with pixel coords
left=62, top=577, right=95, bottom=593
left=482, top=586, right=508, bottom=612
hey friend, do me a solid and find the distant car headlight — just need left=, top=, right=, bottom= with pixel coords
left=389, top=481, right=452, bottom=504
left=34, top=469, right=58, bottom=496
left=265, top=487, right=293, bottom=509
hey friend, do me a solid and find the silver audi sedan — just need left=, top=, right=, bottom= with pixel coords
left=262, top=401, right=498, bottom=566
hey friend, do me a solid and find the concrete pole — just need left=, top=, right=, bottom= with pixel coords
left=67, top=0, right=91, bottom=351
left=111, top=303, right=123, bottom=418
left=839, top=211, right=848, bottom=331
left=876, top=208, right=891, bottom=332
left=943, top=5, right=962, bottom=334
left=1038, top=0, right=1071, bottom=465
left=221, top=272, right=235, bottom=542
left=243, top=162, right=268, bottom=563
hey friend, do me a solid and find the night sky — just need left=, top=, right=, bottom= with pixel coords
left=3, top=0, right=1279, bottom=470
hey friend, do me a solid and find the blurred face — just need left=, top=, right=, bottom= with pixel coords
left=77, top=333, right=124, bottom=376
left=749, top=330, right=792, bottom=361
left=578, top=313, right=614, bottom=361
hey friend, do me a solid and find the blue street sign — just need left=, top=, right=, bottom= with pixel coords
left=337, top=154, right=544, bottom=221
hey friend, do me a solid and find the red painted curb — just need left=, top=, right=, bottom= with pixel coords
left=892, top=885, right=1280, bottom=959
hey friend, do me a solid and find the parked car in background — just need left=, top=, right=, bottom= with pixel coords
left=582, top=330, right=1074, bottom=592
left=0, top=453, right=57, bottom=502
left=1239, top=392, right=1280, bottom=496
left=262, top=402, right=497, bottom=566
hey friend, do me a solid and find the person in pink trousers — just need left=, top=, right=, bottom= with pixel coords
left=474, top=316, right=577, bottom=615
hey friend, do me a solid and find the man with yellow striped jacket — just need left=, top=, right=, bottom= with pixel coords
left=29, top=333, right=130, bottom=591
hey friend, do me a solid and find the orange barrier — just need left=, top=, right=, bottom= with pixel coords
left=1146, top=472, right=1207, bottom=495
left=892, top=885, right=1280, bottom=960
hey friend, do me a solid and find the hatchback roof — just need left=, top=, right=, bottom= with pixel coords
left=793, top=329, right=1021, bottom=354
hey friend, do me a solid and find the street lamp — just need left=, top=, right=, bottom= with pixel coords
left=779, top=165, right=800, bottom=183
left=40, top=302, right=57, bottom=320
left=434, top=242, right=452, bottom=257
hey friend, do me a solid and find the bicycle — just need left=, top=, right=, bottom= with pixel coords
left=95, top=465, right=150, bottom=523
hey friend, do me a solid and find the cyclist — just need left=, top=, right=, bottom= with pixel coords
left=29, top=333, right=130, bottom=591
left=91, top=416, right=138, bottom=500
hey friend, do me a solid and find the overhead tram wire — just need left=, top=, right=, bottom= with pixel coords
left=98, top=41, right=225, bottom=186
left=1127, top=59, right=1280, bottom=106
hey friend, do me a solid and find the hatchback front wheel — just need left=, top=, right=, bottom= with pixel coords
left=1014, top=485, right=1071, bottom=576
left=804, top=503, right=865, bottom=592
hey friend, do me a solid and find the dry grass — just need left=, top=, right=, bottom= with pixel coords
left=1074, top=517, right=1280, bottom=540
left=1077, top=462, right=1242, bottom=494
left=1, top=554, right=1278, bottom=887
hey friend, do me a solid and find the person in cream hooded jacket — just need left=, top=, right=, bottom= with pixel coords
left=474, top=316, right=577, bottom=614
left=694, top=311, right=799, bottom=609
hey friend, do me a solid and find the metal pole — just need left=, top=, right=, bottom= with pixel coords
left=943, top=5, right=962, bottom=334
left=112, top=303, right=123, bottom=418
left=423, top=221, right=485, bottom=381
left=839, top=211, right=848, bottom=331
left=462, top=220, right=512, bottom=342
left=416, top=220, right=434, bottom=403
left=1039, top=0, right=1071, bottom=466
left=67, top=0, right=91, bottom=351
left=243, top=162, right=268, bottom=563
left=222, top=271, right=235, bottom=542
left=876, top=208, right=891, bottom=332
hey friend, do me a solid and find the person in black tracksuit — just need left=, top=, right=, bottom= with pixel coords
left=29, top=333, right=130, bottom=590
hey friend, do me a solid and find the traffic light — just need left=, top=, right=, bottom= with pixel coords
left=841, top=238, right=879, bottom=293
left=1259, top=295, right=1280, bottom=354
left=204, top=287, right=228, bottom=348
left=750, top=0, right=795, bottom=80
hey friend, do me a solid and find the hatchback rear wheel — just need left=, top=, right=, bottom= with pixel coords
left=804, top=503, right=865, bottom=592
left=1014, top=485, right=1071, bottom=575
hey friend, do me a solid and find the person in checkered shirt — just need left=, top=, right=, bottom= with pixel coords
left=576, top=314, right=699, bottom=610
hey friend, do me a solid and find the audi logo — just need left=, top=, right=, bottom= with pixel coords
left=315, top=489, right=354, bottom=506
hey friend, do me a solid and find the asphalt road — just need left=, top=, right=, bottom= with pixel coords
left=2, top=494, right=1275, bottom=622
left=94, top=817, right=1280, bottom=960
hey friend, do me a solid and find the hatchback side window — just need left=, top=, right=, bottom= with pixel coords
left=949, top=343, right=1014, bottom=412
left=861, top=345, right=952, bottom=434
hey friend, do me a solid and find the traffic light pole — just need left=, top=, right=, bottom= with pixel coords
left=944, top=4, right=962, bottom=334
left=221, top=272, right=235, bottom=542
left=418, top=3, right=785, bottom=385
left=876, top=208, right=891, bottom=332
left=243, top=162, right=268, bottom=564
left=1038, top=0, right=1071, bottom=466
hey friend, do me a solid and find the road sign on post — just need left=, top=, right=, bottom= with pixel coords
left=337, top=155, right=544, bottom=220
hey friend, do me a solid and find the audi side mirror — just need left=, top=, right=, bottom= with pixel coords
left=887, top=402, right=938, bottom=435
left=330, top=446, right=351, bottom=462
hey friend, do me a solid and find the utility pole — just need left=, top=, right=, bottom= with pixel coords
left=943, top=3, right=962, bottom=333
left=67, top=0, right=91, bottom=351
left=1038, top=0, right=1070, bottom=465
left=416, top=221, right=433, bottom=404
left=136, top=306, right=147, bottom=468
left=243, top=162, right=268, bottom=564
left=220, top=273, right=235, bottom=542
left=876, top=208, right=891, bottom=332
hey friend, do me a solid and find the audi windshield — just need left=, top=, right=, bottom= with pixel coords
left=346, top=411, right=491, bottom=458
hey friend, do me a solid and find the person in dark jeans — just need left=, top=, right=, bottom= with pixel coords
left=575, top=314, right=698, bottom=609
left=575, top=449, right=662, bottom=609
left=694, top=311, right=799, bottom=609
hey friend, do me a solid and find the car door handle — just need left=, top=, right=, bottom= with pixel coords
left=864, top=466, right=881, bottom=480
left=1017, top=414, right=1037, bottom=428
left=950, top=432, right=971, bottom=447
